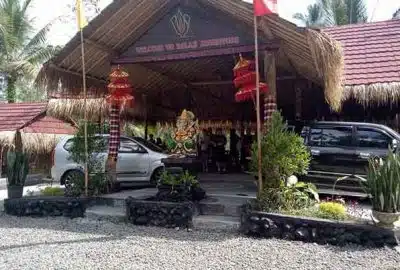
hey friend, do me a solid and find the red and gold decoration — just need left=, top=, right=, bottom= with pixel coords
left=106, top=66, right=134, bottom=163
left=233, top=55, right=268, bottom=103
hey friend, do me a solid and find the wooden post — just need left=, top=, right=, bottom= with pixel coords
left=295, top=81, right=303, bottom=121
left=143, top=94, right=148, bottom=140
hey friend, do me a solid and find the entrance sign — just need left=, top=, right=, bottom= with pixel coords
left=117, top=5, right=265, bottom=63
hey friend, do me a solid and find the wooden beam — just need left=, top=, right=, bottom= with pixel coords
left=49, top=63, right=107, bottom=83
left=140, top=63, right=189, bottom=87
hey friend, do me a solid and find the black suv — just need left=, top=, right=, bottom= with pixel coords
left=301, top=122, right=400, bottom=196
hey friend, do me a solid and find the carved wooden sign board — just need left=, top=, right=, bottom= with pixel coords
left=114, top=3, right=264, bottom=63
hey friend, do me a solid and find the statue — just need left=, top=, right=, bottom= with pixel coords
left=165, top=110, right=199, bottom=156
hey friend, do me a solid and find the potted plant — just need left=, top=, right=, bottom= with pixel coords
left=156, top=169, right=205, bottom=202
left=357, top=151, right=400, bottom=227
left=6, top=148, right=29, bottom=199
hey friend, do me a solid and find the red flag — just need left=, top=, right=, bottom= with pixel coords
left=254, top=0, right=278, bottom=16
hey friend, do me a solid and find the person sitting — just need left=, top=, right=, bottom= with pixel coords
left=149, top=134, right=156, bottom=144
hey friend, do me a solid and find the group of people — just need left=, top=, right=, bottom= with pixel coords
left=198, top=128, right=250, bottom=173
left=148, top=134, right=166, bottom=149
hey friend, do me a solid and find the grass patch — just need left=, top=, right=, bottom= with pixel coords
left=41, top=187, right=64, bottom=196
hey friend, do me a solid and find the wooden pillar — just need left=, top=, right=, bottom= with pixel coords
left=263, top=51, right=277, bottom=128
left=294, top=81, right=303, bottom=121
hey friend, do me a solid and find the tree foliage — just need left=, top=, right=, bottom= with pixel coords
left=293, top=0, right=368, bottom=27
left=0, top=0, right=60, bottom=103
left=394, top=8, right=400, bottom=19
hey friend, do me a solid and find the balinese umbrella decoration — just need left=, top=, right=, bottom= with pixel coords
left=106, top=66, right=134, bottom=170
left=233, top=55, right=268, bottom=103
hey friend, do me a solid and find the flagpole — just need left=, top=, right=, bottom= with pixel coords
left=253, top=15, right=263, bottom=195
left=80, top=28, right=89, bottom=197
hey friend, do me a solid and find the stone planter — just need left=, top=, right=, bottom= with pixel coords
left=7, top=185, right=23, bottom=199
left=372, top=210, right=400, bottom=228
left=240, top=206, right=399, bottom=247
left=126, top=196, right=194, bottom=228
left=4, top=196, right=87, bottom=218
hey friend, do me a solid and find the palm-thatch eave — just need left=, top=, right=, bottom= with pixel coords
left=343, top=82, right=400, bottom=107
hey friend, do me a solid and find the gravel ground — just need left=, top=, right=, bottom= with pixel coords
left=0, top=214, right=399, bottom=270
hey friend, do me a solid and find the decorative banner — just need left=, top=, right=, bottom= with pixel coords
left=264, top=94, right=277, bottom=131
left=108, top=103, right=120, bottom=160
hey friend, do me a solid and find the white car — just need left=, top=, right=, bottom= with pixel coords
left=51, top=135, right=167, bottom=185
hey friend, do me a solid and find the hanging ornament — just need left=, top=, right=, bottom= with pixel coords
left=232, top=55, right=269, bottom=103
left=106, top=66, right=134, bottom=106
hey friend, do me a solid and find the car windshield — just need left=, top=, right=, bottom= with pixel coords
left=133, top=137, right=164, bottom=153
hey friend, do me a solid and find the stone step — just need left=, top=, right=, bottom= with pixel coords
left=193, top=215, right=240, bottom=232
left=85, top=204, right=241, bottom=232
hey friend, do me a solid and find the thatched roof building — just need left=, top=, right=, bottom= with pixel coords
left=37, top=0, right=343, bottom=123
left=0, top=102, right=76, bottom=154
left=324, top=19, right=400, bottom=106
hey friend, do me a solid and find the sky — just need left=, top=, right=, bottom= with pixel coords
left=29, top=0, right=399, bottom=46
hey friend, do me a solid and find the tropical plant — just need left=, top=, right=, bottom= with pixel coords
left=360, top=152, right=400, bottom=213
left=251, top=111, right=310, bottom=191
left=0, top=0, right=59, bottom=103
left=6, top=149, right=29, bottom=187
left=293, top=3, right=325, bottom=27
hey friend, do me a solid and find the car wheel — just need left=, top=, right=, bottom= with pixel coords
left=150, top=167, right=164, bottom=186
left=61, top=170, right=84, bottom=186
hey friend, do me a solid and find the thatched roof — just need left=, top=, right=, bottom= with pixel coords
left=324, top=19, right=400, bottom=106
left=0, top=102, right=76, bottom=153
left=37, top=0, right=343, bottom=119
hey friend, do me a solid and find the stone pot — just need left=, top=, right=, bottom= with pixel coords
left=7, top=185, right=24, bottom=199
left=372, top=210, right=400, bottom=228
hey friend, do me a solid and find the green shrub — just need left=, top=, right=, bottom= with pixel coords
left=251, top=111, right=310, bottom=190
left=66, top=121, right=109, bottom=197
left=41, top=187, right=64, bottom=196
left=317, top=202, right=347, bottom=220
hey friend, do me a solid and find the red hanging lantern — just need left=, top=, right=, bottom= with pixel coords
left=232, top=55, right=268, bottom=103
left=106, top=66, right=134, bottom=106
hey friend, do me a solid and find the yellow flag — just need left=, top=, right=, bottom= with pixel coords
left=76, top=0, right=88, bottom=30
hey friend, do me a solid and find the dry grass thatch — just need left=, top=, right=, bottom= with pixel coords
left=343, top=82, right=400, bottom=106
left=307, top=29, right=344, bottom=112
left=47, top=98, right=108, bottom=122
left=0, top=131, right=66, bottom=154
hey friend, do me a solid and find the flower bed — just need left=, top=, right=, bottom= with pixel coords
left=4, top=197, right=87, bottom=218
left=240, top=208, right=399, bottom=247
left=125, top=196, right=194, bottom=228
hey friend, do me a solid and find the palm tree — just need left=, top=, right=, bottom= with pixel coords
left=0, top=0, right=58, bottom=103
left=393, top=8, right=400, bottom=19
left=321, top=0, right=368, bottom=26
left=293, top=3, right=325, bottom=27
left=294, top=0, right=368, bottom=28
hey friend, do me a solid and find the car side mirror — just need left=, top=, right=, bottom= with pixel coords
left=392, top=139, right=398, bottom=151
